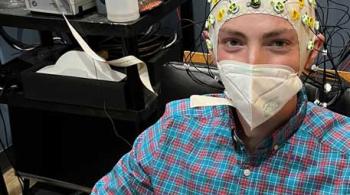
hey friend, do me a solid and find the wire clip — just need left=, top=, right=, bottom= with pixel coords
left=311, top=64, right=320, bottom=71
left=324, top=83, right=332, bottom=93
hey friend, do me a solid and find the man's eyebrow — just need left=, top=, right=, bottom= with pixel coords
left=262, top=29, right=296, bottom=39
left=219, top=29, right=247, bottom=39
left=219, top=28, right=296, bottom=40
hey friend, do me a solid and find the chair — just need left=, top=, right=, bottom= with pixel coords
left=159, top=62, right=222, bottom=105
left=160, top=62, right=350, bottom=117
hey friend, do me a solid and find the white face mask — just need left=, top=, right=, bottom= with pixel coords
left=217, top=60, right=303, bottom=129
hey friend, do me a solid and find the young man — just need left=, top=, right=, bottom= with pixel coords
left=92, top=0, right=350, bottom=194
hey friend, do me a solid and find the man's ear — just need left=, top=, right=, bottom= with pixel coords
left=202, top=31, right=217, bottom=64
left=304, top=34, right=325, bottom=70
left=202, top=30, right=209, bottom=40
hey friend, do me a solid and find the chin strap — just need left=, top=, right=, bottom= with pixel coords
left=190, top=95, right=233, bottom=108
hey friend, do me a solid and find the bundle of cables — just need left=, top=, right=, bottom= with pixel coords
left=302, top=0, right=350, bottom=108
left=175, top=2, right=224, bottom=91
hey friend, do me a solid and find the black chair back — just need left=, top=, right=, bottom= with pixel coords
left=160, top=62, right=350, bottom=117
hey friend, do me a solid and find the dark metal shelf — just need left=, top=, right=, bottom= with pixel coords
left=0, top=0, right=186, bottom=37
left=0, top=46, right=168, bottom=123
left=0, top=1, right=185, bottom=191
left=4, top=90, right=159, bottom=123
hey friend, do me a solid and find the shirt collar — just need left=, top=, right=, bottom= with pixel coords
left=232, top=88, right=308, bottom=164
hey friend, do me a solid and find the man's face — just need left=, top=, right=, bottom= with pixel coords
left=216, top=14, right=300, bottom=71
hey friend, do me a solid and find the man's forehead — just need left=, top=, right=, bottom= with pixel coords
left=219, top=26, right=297, bottom=37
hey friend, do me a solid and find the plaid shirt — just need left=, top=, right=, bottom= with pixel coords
left=92, top=90, right=350, bottom=194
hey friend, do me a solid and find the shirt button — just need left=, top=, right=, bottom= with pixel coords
left=273, top=145, right=279, bottom=151
left=243, top=169, right=251, bottom=177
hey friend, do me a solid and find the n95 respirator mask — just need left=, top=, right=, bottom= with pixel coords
left=218, top=60, right=303, bottom=129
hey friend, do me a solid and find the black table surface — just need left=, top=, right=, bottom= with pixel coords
left=0, top=0, right=186, bottom=37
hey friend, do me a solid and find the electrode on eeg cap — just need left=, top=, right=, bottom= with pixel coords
left=308, top=0, right=316, bottom=7
left=206, top=39, right=213, bottom=50
left=314, top=20, right=320, bottom=30
left=298, top=0, right=305, bottom=8
left=228, top=2, right=240, bottom=14
left=217, top=8, right=226, bottom=22
left=291, top=9, right=301, bottom=21
left=307, top=40, right=315, bottom=51
left=248, top=0, right=261, bottom=9
left=271, top=0, right=286, bottom=14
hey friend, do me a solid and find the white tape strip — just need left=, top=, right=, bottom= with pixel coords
left=108, top=56, right=155, bottom=94
left=63, top=15, right=106, bottom=62
left=190, top=95, right=233, bottom=108
left=62, top=14, right=156, bottom=95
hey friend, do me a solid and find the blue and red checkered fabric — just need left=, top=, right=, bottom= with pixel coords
left=92, top=90, right=350, bottom=194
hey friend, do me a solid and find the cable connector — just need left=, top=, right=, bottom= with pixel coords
left=321, top=102, right=328, bottom=108
left=313, top=99, right=320, bottom=105
left=214, top=75, right=220, bottom=82
left=311, top=64, right=320, bottom=71
left=324, top=83, right=332, bottom=93
left=314, top=99, right=328, bottom=108
left=184, top=63, right=191, bottom=70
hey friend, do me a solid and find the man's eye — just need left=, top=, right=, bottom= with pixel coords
left=271, top=40, right=289, bottom=47
left=226, top=39, right=242, bottom=47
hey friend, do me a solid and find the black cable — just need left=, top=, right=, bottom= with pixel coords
left=177, top=17, right=220, bottom=82
left=0, top=107, right=9, bottom=148
left=303, top=0, right=350, bottom=107
left=0, top=27, right=38, bottom=51
left=91, top=60, right=132, bottom=149
left=103, top=101, right=132, bottom=148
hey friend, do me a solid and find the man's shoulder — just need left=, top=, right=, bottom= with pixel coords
left=303, top=102, right=350, bottom=154
left=134, top=94, right=232, bottom=163
left=154, top=93, right=232, bottom=145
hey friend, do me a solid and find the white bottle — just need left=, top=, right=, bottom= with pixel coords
left=105, top=0, right=140, bottom=22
